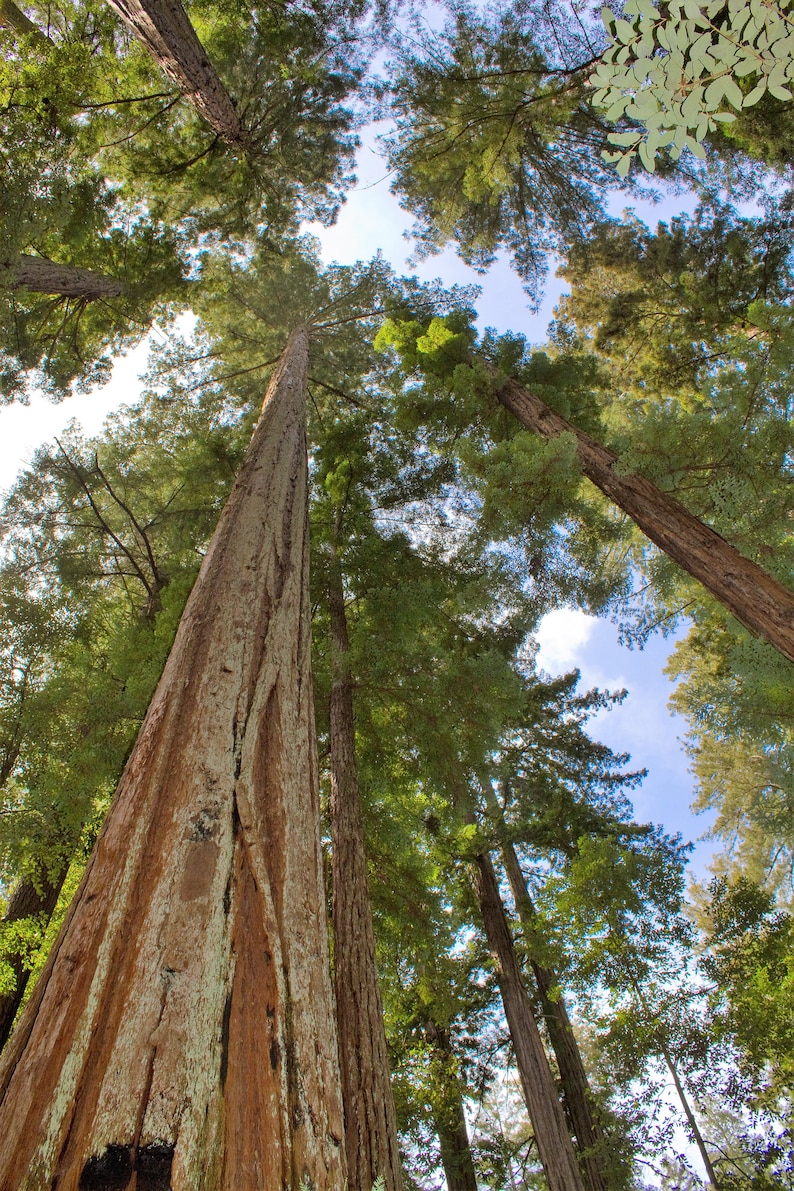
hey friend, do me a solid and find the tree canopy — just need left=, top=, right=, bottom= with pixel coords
left=0, top=0, right=792, bottom=1187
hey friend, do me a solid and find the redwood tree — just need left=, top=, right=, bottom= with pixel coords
left=0, top=326, right=346, bottom=1190
left=471, top=850, right=586, bottom=1191
left=104, top=0, right=246, bottom=145
left=328, top=538, right=404, bottom=1191
left=493, top=370, right=794, bottom=667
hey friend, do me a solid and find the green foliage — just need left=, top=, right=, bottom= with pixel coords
left=705, top=877, right=794, bottom=1090
left=1, top=1, right=791, bottom=1171
left=382, top=3, right=633, bottom=298
left=0, top=0, right=369, bottom=398
left=0, top=29, right=187, bottom=398
left=0, top=359, right=248, bottom=902
left=591, top=0, right=794, bottom=173
left=553, top=195, right=794, bottom=914
left=555, top=196, right=794, bottom=619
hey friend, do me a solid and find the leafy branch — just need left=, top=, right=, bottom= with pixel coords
left=590, top=0, right=794, bottom=174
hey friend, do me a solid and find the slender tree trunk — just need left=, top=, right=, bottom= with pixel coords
left=0, top=0, right=50, bottom=42
left=658, top=1042, right=720, bottom=1191
left=0, top=327, right=346, bottom=1191
left=2, top=256, right=124, bottom=299
left=328, top=543, right=403, bottom=1191
left=105, top=0, right=245, bottom=145
left=493, top=371, right=794, bottom=666
left=475, top=776, right=611, bottom=1190
left=499, top=843, right=611, bottom=1191
left=0, top=864, right=69, bottom=1052
left=471, top=852, right=585, bottom=1191
left=424, top=1020, right=478, bottom=1191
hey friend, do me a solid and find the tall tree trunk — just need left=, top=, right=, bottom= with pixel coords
left=0, top=863, right=69, bottom=1052
left=493, top=370, right=794, bottom=666
left=105, top=0, right=245, bottom=145
left=475, top=776, right=611, bottom=1190
left=2, top=256, right=124, bottom=299
left=328, top=543, right=403, bottom=1191
left=471, top=852, right=585, bottom=1191
left=0, top=0, right=50, bottom=42
left=499, top=842, right=611, bottom=1191
left=657, top=1041, right=720, bottom=1191
left=424, top=1019, right=478, bottom=1191
left=0, top=326, right=346, bottom=1191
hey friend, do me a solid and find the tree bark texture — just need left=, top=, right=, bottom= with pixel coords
left=328, top=550, right=404, bottom=1191
left=494, top=373, right=794, bottom=667
left=0, top=0, right=50, bottom=42
left=423, top=1020, right=478, bottom=1191
left=0, top=326, right=346, bottom=1191
left=105, top=0, right=245, bottom=145
left=0, top=864, right=69, bottom=1053
left=3, top=256, right=124, bottom=300
left=499, top=842, right=611, bottom=1191
left=471, top=852, right=585, bottom=1191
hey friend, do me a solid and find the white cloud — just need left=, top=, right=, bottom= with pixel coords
left=534, top=608, right=598, bottom=673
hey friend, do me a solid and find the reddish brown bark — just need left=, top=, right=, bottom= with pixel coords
left=424, top=1020, right=478, bottom=1191
left=3, top=256, right=124, bottom=299
left=494, top=372, right=794, bottom=666
left=499, top=842, right=611, bottom=1191
left=0, top=864, right=69, bottom=1052
left=328, top=547, right=403, bottom=1191
left=105, top=0, right=245, bottom=145
left=471, top=852, right=585, bottom=1191
left=0, top=327, right=346, bottom=1190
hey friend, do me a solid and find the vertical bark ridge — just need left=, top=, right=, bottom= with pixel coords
left=0, top=326, right=345, bottom=1191
left=471, top=852, right=585, bottom=1191
left=328, top=548, right=404, bottom=1191
left=494, top=371, right=794, bottom=666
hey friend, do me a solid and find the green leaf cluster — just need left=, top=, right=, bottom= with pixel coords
left=591, top=0, right=794, bottom=173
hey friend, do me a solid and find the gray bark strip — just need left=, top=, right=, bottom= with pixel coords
left=471, top=852, right=586, bottom=1191
left=328, top=545, right=404, bottom=1191
left=105, top=0, right=245, bottom=145
left=3, top=256, right=124, bottom=300
left=0, top=326, right=346, bottom=1191
left=494, top=372, right=794, bottom=667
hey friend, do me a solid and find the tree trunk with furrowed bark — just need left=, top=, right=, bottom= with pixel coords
left=2, top=256, right=124, bottom=300
left=328, top=543, right=404, bottom=1191
left=0, top=326, right=346, bottom=1191
left=493, top=371, right=794, bottom=667
left=106, top=0, right=245, bottom=145
left=471, top=852, right=585, bottom=1191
